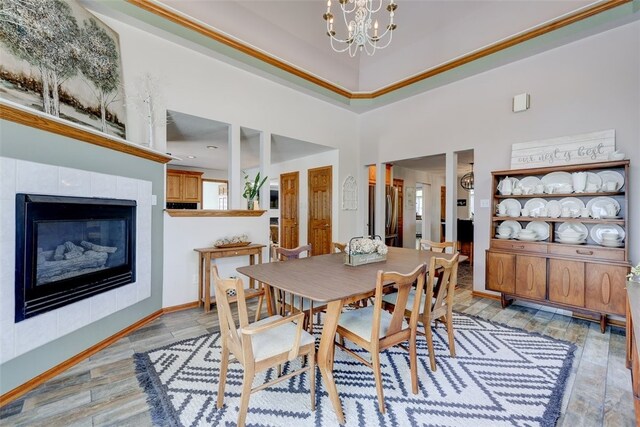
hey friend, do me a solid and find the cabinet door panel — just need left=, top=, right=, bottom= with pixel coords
left=549, top=259, right=585, bottom=307
left=183, top=175, right=201, bottom=202
left=585, top=264, right=627, bottom=315
left=486, top=252, right=515, bottom=293
left=515, top=255, right=546, bottom=300
left=166, top=173, right=182, bottom=202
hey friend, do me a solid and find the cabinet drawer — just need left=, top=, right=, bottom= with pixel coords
left=547, top=245, right=624, bottom=261
left=585, top=264, right=628, bottom=315
left=491, top=240, right=547, bottom=254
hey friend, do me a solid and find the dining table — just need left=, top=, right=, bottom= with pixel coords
left=236, top=246, right=462, bottom=424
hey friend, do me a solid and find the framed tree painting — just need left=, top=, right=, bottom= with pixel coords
left=0, top=0, right=126, bottom=138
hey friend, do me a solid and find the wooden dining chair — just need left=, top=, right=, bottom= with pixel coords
left=213, top=266, right=316, bottom=427
left=382, top=253, right=460, bottom=372
left=335, top=263, right=427, bottom=413
left=332, top=242, right=347, bottom=253
left=273, top=244, right=325, bottom=333
left=419, top=239, right=457, bottom=254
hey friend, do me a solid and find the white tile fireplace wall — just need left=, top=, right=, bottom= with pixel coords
left=0, top=157, right=152, bottom=363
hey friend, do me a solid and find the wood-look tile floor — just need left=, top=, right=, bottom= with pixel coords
left=1, top=264, right=635, bottom=426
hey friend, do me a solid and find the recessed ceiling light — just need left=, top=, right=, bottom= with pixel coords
left=187, top=155, right=196, bottom=159
left=206, top=145, right=218, bottom=149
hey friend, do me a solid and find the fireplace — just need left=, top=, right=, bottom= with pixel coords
left=15, top=194, right=136, bottom=322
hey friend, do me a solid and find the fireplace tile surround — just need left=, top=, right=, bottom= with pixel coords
left=0, top=157, right=153, bottom=363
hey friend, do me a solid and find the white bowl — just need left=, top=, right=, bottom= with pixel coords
left=608, top=152, right=625, bottom=161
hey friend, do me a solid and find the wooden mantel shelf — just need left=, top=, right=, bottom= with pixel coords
left=165, top=209, right=266, bottom=217
left=0, top=102, right=173, bottom=164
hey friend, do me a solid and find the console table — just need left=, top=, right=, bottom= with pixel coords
left=627, top=282, right=640, bottom=424
left=194, top=244, right=266, bottom=313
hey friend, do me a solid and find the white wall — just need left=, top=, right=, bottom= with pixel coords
left=92, top=10, right=361, bottom=241
left=360, top=22, right=640, bottom=292
left=163, top=214, right=269, bottom=307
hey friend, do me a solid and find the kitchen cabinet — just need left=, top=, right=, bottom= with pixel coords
left=167, top=169, right=203, bottom=203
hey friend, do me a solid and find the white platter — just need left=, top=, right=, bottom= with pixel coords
left=498, top=198, right=521, bottom=214
left=597, top=170, right=624, bottom=192
left=559, top=197, right=585, bottom=216
left=500, top=220, right=522, bottom=238
left=590, top=224, right=625, bottom=245
left=519, top=176, right=542, bottom=193
left=541, top=171, right=572, bottom=192
left=495, top=234, right=512, bottom=240
left=558, top=222, right=588, bottom=239
left=497, top=177, right=520, bottom=195
left=524, top=198, right=547, bottom=217
left=546, top=200, right=562, bottom=218
left=526, top=221, right=549, bottom=241
left=586, top=196, right=620, bottom=218
left=585, top=172, right=602, bottom=192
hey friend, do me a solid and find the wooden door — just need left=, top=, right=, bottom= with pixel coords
left=549, top=259, right=585, bottom=307
left=280, top=171, right=299, bottom=249
left=486, top=252, right=515, bottom=293
left=166, top=172, right=182, bottom=202
left=585, top=263, right=627, bottom=315
left=515, top=255, right=546, bottom=300
left=308, top=166, right=332, bottom=255
left=393, top=178, right=403, bottom=247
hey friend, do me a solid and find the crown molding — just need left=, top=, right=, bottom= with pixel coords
left=127, top=0, right=631, bottom=101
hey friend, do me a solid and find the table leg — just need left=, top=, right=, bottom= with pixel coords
left=318, top=299, right=345, bottom=424
left=249, top=254, right=255, bottom=290
left=264, top=284, right=275, bottom=316
left=204, top=253, right=212, bottom=313
left=198, top=254, right=204, bottom=307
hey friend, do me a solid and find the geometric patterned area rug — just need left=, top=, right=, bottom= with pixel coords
left=134, top=313, right=576, bottom=427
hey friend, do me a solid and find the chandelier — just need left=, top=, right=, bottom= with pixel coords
left=460, top=163, right=474, bottom=191
left=323, top=0, right=397, bottom=57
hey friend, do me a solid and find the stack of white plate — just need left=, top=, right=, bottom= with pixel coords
left=556, top=222, right=587, bottom=244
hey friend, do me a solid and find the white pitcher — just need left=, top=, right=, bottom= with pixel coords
left=572, top=172, right=586, bottom=193
left=500, top=177, right=513, bottom=195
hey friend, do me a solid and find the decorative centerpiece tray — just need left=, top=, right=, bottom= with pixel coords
left=344, top=235, right=388, bottom=266
left=215, top=242, right=251, bottom=249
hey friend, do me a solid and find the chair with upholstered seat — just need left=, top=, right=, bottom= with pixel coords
left=419, top=239, right=457, bottom=253
left=213, top=266, right=316, bottom=427
left=382, top=253, right=460, bottom=372
left=332, top=242, right=347, bottom=253
left=273, top=244, right=326, bottom=333
left=335, top=263, right=427, bottom=413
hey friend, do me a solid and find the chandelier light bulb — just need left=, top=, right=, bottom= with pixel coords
left=323, top=0, right=397, bottom=57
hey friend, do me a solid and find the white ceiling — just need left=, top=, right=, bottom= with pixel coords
left=157, top=0, right=598, bottom=92
left=166, top=110, right=335, bottom=169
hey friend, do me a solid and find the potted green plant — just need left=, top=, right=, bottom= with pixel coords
left=242, top=172, right=268, bottom=209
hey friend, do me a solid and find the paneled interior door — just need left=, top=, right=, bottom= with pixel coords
left=308, top=166, right=332, bottom=255
left=280, top=171, right=299, bottom=249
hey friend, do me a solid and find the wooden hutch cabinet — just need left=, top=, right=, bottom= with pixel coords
left=167, top=169, right=203, bottom=203
left=486, top=160, right=630, bottom=332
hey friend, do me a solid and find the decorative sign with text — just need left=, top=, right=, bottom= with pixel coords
left=510, top=129, right=615, bottom=169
